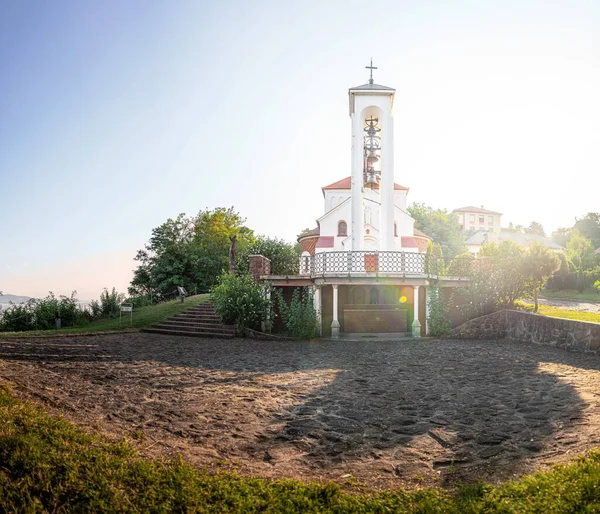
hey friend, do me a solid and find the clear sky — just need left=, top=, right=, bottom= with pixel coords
left=1, top=0, right=599, bottom=300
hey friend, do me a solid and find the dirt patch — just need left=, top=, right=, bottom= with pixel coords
left=1, top=334, right=600, bottom=490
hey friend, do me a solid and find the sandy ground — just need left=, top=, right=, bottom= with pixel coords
left=1, top=333, right=600, bottom=490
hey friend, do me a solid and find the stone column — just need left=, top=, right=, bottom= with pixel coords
left=331, top=284, right=340, bottom=339
left=314, top=285, right=322, bottom=336
left=412, top=285, right=421, bottom=338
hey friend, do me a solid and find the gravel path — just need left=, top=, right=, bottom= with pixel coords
left=1, top=333, right=600, bottom=490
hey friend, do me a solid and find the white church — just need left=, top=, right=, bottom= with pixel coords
left=254, top=64, right=465, bottom=338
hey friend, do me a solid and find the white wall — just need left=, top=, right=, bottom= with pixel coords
left=324, top=189, right=351, bottom=212
left=394, top=191, right=407, bottom=211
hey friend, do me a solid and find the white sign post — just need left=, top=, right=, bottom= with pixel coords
left=120, top=303, right=133, bottom=327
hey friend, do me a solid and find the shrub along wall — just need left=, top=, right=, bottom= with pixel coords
left=451, top=310, right=600, bottom=354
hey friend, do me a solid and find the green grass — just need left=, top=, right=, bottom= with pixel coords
left=518, top=301, right=600, bottom=324
left=0, top=295, right=209, bottom=337
left=2, top=385, right=600, bottom=512
left=540, top=290, right=600, bottom=303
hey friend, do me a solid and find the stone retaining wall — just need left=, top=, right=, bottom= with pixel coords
left=451, top=309, right=600, bottom=354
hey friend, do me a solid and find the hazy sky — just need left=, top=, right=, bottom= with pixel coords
left=1, top=0, right=599, bottom=300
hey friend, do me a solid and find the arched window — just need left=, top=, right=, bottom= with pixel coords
left=338, top=221, right=347, bottom=237
left=394, top=222, right=398, bottom=237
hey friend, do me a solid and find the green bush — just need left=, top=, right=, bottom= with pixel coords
left=0, top=292, right=84, bottom=332
left=89, top=288, right=125, bottom=319
left=211, top=272, right=270, bottom=333
left=0, top=302, right=36, bottom=332
left=125, top=294, right=153, bottom=308
left=275, top=287, right=318, bottom=340
left=427, top=285, right=451, bottom=336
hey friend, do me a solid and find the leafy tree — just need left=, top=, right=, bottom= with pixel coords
left=574, top=212, right=600, bottom=249
left=446, top=251, right=475, bottom=277
left=547, top=252, right=574, bottom=291
left=239, top=237, right=299, bottom=275
left=551, top=227, right=572, bottom=247
left=451, top=259, right=498, bottom=319
left=407, top=203, right=466, bottom=258
left=425, top=241, right=445, bottom=275
left=129, top=208, right=255, bottom=299
left=565, top=231, right=594, bottom=292
left=478, top=241, right=529, bottom=308
left=526, top=221, right=546, bottom=237
left=521, top=242, right=561, bottom=312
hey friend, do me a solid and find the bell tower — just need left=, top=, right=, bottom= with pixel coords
left=348, top=60, right=396, bottom=251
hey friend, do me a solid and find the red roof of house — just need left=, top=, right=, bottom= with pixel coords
left=315, top=236, right=334, bottom=248
left=401, top=237, right=418, bottom=248
left=414, top=228, right=432, bottom=239
left=298, top=227, right=320, bottom=239
left=322, top=176, right=408, bottom=191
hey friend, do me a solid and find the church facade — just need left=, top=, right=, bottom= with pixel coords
left=255, top=66, right=466, bottom=338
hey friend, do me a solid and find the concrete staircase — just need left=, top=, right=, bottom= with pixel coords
left=141, top=302, right=235, bottom=338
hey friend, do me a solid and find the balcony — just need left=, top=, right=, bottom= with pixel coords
left=299, top=251, right=473, bottom=278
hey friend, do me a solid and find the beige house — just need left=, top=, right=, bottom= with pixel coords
left=453, top=206, right=502, bottom=233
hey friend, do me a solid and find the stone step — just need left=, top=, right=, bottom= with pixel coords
left=154, top=322, right=234, bottom=333
left=143, top=302, right=234, bottom=338
left=141, top=328, right=234, bottom=339
left=172, top=315, right=221, bottom=322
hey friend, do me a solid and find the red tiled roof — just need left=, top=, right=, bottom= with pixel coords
left=414, top=228, right=432, bottom=240
left=315, top=236, right=334, bottom=248
left=322, top=176, right=408, bottom=191
left=401, top=237, right=418, bottom=248
left=298, top=227, right=320, bottom=240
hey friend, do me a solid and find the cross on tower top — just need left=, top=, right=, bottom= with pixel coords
left=366, top=58, right=377, bottom=84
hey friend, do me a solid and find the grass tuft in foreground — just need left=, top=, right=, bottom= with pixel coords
left=0, top=295, right=209, bottom=337
left=2, top=385, right=600, bottom=512
left=518, top=301, right=600, bottom=324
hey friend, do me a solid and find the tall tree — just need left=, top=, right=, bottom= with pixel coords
left=238, top=237, right=299, bottom=275
left=565, top=230, right=594, bottom=292
left=478, top=240, right=530, bottom=308
left=551, top=227, right=572, bottom=247
left=129, top=208, right=255, bottom=298
left=521, top=242, right=561, bottom=312
left=573, top=212, right=600, bottom=248
left=526, top=221, right=546, bottom=237
left=407, top=203, right=466, bottom=258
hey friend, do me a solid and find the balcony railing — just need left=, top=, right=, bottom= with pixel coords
left=299, top=251, right=473, bottom=277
